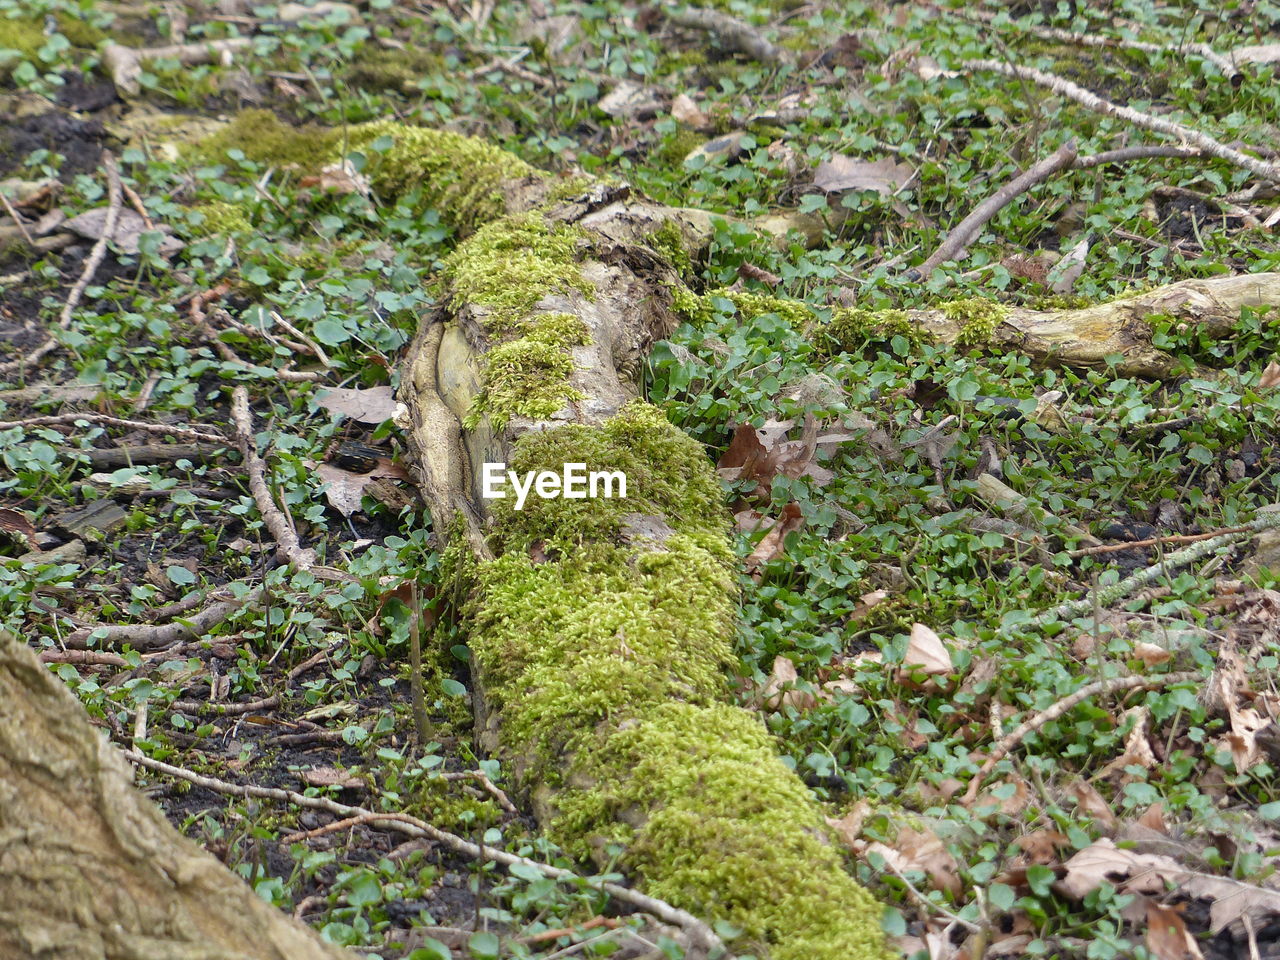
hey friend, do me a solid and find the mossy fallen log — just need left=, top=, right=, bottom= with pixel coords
left=187, top=110, right=1277, bottom=956
left=188, top=112, right=889, bottom=955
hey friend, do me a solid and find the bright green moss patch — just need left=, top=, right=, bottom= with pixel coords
left=647, top=219, right=693, bottom=280
left=191, top=109, right=339, bottom=170
left=0, top=12, right=104, bottom=79
left=193, top=112, right=536, bottom=232
left=445, top=212, right=595, bottom=427
left=489, top=401, right=729, bottom=549
left=348, top=120, right=536, bottom=232
left=343, top=46, right=443, bottom=93
left=188, top=201, right=251, bottom=237
left=458, top=403, right=888, bottom=960
left=443, top=213, right=591, bottom=326
left=942, top=296, right=1008, bottom=347
left=827, top=306, right=924, bottom=350
left=465, top=311, right=589, bottom=428
left=565, top=702, right=890, bottom=960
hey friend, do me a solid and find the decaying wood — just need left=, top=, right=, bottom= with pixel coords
left=913, top=272, right=1280, bottom=376
left=0, top=631, right=351, bottom=960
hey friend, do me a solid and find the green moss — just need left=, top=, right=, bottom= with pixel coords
left=347, top=120, right=537, bottom=232
left=827, top=306, right=924, bottom=350
left=443, top=213, right=595, bottom=427
left=188, top=201, right=251, bottom=237
left=193, top=113, right=536, bottom=233
left=941, top=296, right=1008, bottom=347
left=0, top=13, right=104, bottom=78
left=457, top=403, right=889, bottom=960
left=343, top=46, right=443, bottom=93
left=444, top=213, right=590, bottom=325
left=489, top=401, right=730, bottom=550
left=190, top=108, right=339, bottom=170
left=647, top=219, right=693, bottom=280
left=466, top=312, right=589, bottom=428
left=652, top=128, right=705, bottom=170
left=670, top=286, right=817, bottom=328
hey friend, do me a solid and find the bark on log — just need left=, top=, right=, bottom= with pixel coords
left=907, top=272, right=1280, bottom=376
left=0, top=631, right=352, bottom=960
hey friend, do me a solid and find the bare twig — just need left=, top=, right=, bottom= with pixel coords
left=170, top=694, right=281, bottom=715
left=1075, top=145, right=1204, bottom=168
left=914, top=140, right=1078, bottom=275
left=964, top=60, right=1280, bottom=184
left=63, top=588, right=261, bottom=650
left=103, top=38, right=254, bottom=95
left=1033, top=509, right=1280, bottom=626
left=0, top=189, right=34, bottom=245
left=1070, top=523, right=1254, bottom=557
left=961, top=671, right=1200, bottom=804
left=122, top=750, right=726, bottom=954
left=0, top=413, right=227, bottom=445
left=664, top=5, right=788, bottom=64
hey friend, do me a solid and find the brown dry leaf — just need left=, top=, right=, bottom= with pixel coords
left=670, top=92, right=712, bottom=130
left=821, top=677, right=862, bottom=700
left=1048, top=235, right=1090, bottom=294
left=1099, top=707, right=1158, bottom=781
left=1220, top=704, right=1271, bottom=773
left=761, top=654, right=817, bottom=710
left=849, top=589, right=889, bottom=622
left=825, top=800, right=871, bottom=847
left=1062, top=839, right=1280, bottom=933
left=745, top=502, right=805, bottom=575
left=1015, top=829, right=1071, bottom=865
left=1133, top=641, right=1174, bottom=668
left=315, top=385, right=399, bottom=424
left=1002, top=252, right=1051, bottom=284
left=973, top=774, right=1031, bottom=817
left=985, top=935, right=1033, bottom=958
left=738, top=261, right=782, bottom=287
left=900, top=623, right=953, bottom=677
left=884, top=822, right=962, bottom=896
left=314, top=459, right=410, bottom=517
left=299, top=766, right=363, bottom=789
left=299, top=160, right=370, bottom=196
left=1258, top=360, right=1280, bottom=391
left=1145, top=901, right=1204, bottom=960
left=1137, top=802, right=1168, bottom=834
left=813, top=154, right=914, bottom=195
left=0, top=507, right=37, bottom=547
left=63, top=206, right=181, bottom=257
left=1068, top=781, right=1119, bottom=831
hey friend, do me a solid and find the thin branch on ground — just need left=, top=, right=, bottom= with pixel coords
left=1034, top=510, right=1280, bottom=626
left=664, top=6, right=788, bottom=64
left=1075, top=144, right=1204, bottom=168
left=940, top=5, right=1239, bottom=77
left=122, top=750, right=726, bottom=955
left=0, top=189, right=34, bottom=245
left=914, top=140, right=1078, bottom=276
left=170, top=694, right=281, bottom=715
left=103, top=38, right=255, bottom=95
left=964, top=60, right=1280, bottom=183
left=961, top=671, right=1200, bottom=804
left=1069, top=523, right=1255, bottom=557
left=0, top=413, right=227, bottom=445
left=63, top=588, right=261, bottom=650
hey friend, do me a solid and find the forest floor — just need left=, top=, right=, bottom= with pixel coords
left=3, top=0, right=1280, bottom=958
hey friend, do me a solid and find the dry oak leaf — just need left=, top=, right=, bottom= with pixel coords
left=745, top=502, right=805, bottom=575
left=1061, top=838, right=1280, bottom=933
left=1257, top=360, right=1280, bottom=391
left=825, top=800, right=871, bottom=848
left=900, top=622, right=953, bottom=677
left=314, top=459, right=411, bottom=518
left=1133, top=641, right=1174, bottom=668
left=761, top=654, right=817, bottom=710
left=315, top=385, right=399, bottom=424
left=813, top=154, right=914, bottom=195
left=1015, top=829, right=1071, bottom=865
left=866, top=821, right=962, bottom=896
left=1067, top=780, right=1119, bottom=832
left=1098, top=706, right=1158, bottom=781
left=1145, top=900, right=1204, bottom=960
